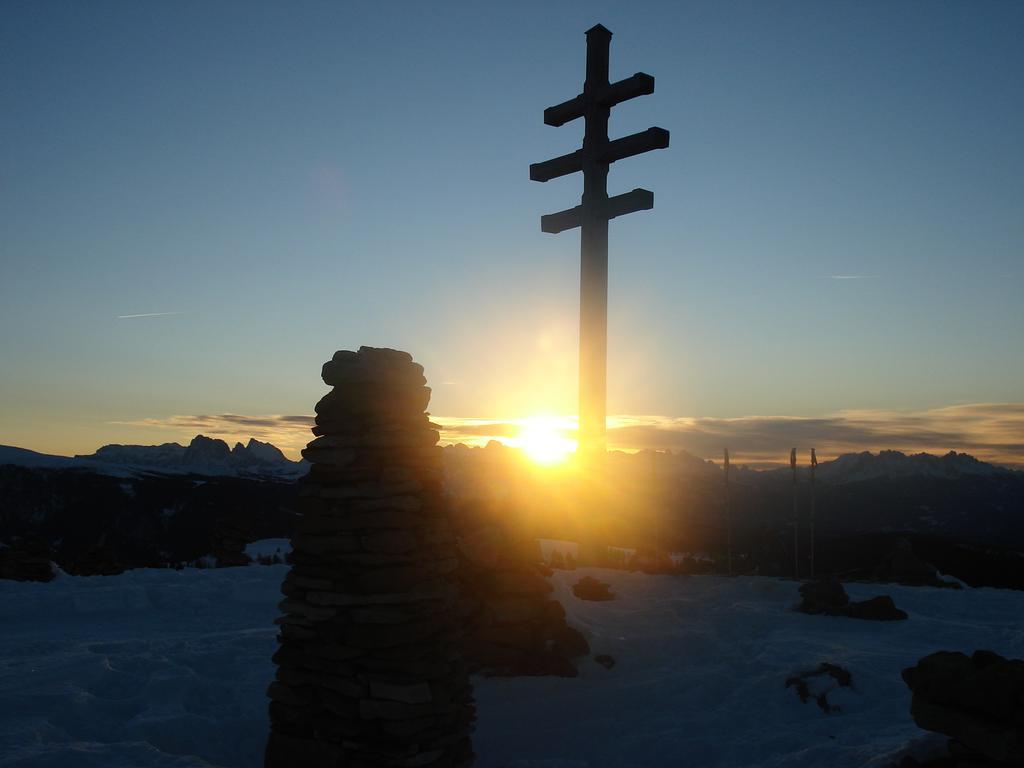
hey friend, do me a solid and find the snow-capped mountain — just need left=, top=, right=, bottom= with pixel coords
left=80, top=435, right=308, bottom=479
left=814, top=450, right=1012, bottom=485
left=88, top=441, right=188, bottom=467
left=0, top=436, right=307, bottom=480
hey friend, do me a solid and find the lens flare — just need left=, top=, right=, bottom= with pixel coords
left=516, top=415, right=576, bottom=465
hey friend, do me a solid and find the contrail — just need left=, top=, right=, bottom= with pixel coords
left=116, top=311, right=183, bottom=319
left=827, top=275, right=873, bottom=280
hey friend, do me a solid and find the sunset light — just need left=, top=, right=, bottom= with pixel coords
left=516, top=415, right=577, bottom=465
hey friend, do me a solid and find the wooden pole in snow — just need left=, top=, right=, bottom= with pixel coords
left=724, top=448, right=732, bottom=576
left=810, top=447, right=818, bottom=579
left=790, top=447, right=799, bottom=579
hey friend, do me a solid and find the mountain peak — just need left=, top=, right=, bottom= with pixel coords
left=183, top=435, right=231, bottom=465
left=817, top=449, right=1007, bottom=484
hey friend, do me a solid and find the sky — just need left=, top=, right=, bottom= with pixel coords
left=1, top=1, right=1022, bottom=465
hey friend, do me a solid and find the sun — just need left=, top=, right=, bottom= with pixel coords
left=516, top=415, right=576, bottom=465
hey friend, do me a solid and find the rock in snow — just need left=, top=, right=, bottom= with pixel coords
left=798, top=579, right=909, bottom=621
left=571, top=576, right=615, bottom=602
left=902, top=649, right=1024, bottom=764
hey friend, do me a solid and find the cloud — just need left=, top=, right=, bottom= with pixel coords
left=115, top=403, right=1024, bottom=468
left=437, top=404, right=1024, bottom=468
left=437, top=420, right=520, bottom=438
left=116, top=311, right=183, bottom=319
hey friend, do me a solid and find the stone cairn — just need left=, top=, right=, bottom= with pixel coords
left=265, top=347, right=474, bottom=768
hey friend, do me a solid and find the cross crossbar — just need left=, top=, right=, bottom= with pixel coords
left=529, top=150, right=583, bottom=183
left=602, top=127, right=670, bottom=165
left=542, top=72, right=655, bottom=127
left=541, top=188, right=654, bottom=234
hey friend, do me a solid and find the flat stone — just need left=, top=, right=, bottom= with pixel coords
left=316, top=480, right=424, bottom=500
left=278, top=667, right=364, bottom=698
left=346, top=619, right=444, bottom=649
left=361, top=531, right=419, bottom=554
left=266, top=681, right=311, bottom=706
left=308, top=508, right=424, bottom=531
left=344, top=495, right=423, bottom=514
left=321, top=690, right=359, bottom=718
left=290, top=533, right=360, bottom=555
left=359, top=698, right=448, bottom=721
left=491, top=570, right=552, bottom=596
left=393, top=748, right=446, bottom=767
left=300, top=643, right=365, bottom=662
left=300, top=447, right=357, bottom=466
left=284, top=574, right=334, bottom=591
left=357, top=345, right=414, bottom=364
left=278, top=624, right=316, bottom=641
left=265, top=731, right=346, bottom=768
left=351, top=605, right=439, bottom=624
left=457, top=526, right=505, bottom=569
left=369, top=680, right=434, bottom=704
left=304, top=582, right=457, bottom=607
left=278, top=598, right=337, bottom=621
left=489, top=597, right=539, bottom=624
left=321, top=356, right=426, bottom=388
left=357, top=566, right=436, bottom=594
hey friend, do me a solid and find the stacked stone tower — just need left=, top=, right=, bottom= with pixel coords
left=265, top=347, right=474, bottom=768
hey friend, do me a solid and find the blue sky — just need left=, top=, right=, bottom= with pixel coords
left=1, top=1, right=1022, bottom=460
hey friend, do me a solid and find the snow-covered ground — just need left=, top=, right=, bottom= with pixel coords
left=2, top=564, right=1022, bottom=768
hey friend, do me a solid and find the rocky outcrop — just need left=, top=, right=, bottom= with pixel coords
left=874, top=539, right=959, bottom=589
left=902, top=650, right=1024, bottom=765
left=265, top=347, right=474, bottom=768
left=797, top=578, right=907, bottom=621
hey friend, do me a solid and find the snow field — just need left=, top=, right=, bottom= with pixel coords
left=2, top=563, right=1023, bottom=767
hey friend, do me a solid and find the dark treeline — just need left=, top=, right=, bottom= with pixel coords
left=443, top=443, right=1024, bottom=588
left=3, top=443, right=1023, bottom=588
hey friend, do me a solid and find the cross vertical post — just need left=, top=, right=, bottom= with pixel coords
left=580, top=25, right=610, bottom=457
left=531, top=24, right=669, bottom=459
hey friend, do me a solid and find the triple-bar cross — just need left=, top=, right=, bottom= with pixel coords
left=530, top=24, right=669, bottom=457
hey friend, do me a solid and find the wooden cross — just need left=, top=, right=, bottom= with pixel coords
left=531, top=24, right=669, bottom=457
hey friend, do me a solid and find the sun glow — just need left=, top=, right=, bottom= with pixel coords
left=516, top=415, right=577, bottom=465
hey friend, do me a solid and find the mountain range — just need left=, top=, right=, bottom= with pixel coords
left=1, top=436, right=1018, bottom=485
left=1, top=437, right=1022, bottom=586
left=0, top=435, right=308, bottom=480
